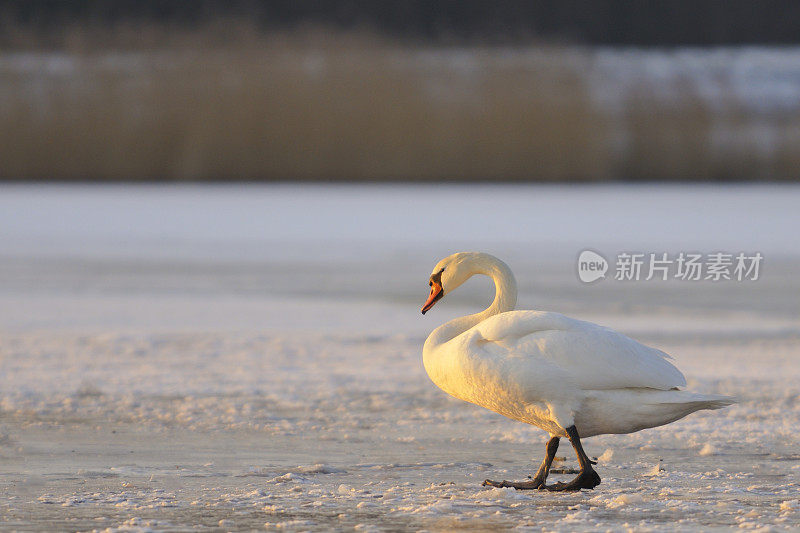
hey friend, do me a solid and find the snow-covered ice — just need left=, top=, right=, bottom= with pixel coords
left=0, top=184, right=798, bottom=531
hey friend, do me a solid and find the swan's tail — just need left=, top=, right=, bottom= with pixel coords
left=703, top=394, right=738, bottom=409
left=686, top=393, right=736, bottom=410
left=577, top=389, right=735, bottom=436
left=656, top=391, right=737, bottom=415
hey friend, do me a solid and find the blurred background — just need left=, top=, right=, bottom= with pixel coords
left=3, top=0, right=800, bottom=182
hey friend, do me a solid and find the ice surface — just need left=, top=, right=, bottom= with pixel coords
left=1, top=183, right=799, bottom=260
left=0, top=184, right=798, bottom=531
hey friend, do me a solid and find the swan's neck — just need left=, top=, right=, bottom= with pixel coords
left=424, top=258, right=517, bottom=351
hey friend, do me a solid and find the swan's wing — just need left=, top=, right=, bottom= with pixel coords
left=470, top=311, right=686, bottom=391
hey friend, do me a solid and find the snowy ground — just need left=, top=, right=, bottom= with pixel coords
left=1, top=184, right=799, bottom=531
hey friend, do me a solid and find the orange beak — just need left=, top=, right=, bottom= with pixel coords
left=421, top=281, right=443, bottom=314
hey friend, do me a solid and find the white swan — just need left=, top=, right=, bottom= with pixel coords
left=421, top=252, right=734, bottom=491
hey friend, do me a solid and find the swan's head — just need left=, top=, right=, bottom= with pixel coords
left=421, top=252, right=483, bottom=314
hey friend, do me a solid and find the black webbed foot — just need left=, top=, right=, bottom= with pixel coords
left=544, top=467, right=601, bottom=492
left=482, top=435, right=561, bottom=490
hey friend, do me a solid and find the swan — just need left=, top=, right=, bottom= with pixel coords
left=421, top=252, right=734, bottom=491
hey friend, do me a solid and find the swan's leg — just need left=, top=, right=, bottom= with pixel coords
left=545, top=425, right=601, bottom=491
left=482, top=436, right=560, bottom=489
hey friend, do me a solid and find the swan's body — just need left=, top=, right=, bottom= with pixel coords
left=425, top=309, right=730, bottom=439
left=421, top=252, right=734, bottom=490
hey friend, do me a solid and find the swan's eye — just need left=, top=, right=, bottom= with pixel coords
left=429, top=280, right=432, bottom=287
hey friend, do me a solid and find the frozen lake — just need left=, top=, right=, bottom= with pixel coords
left=1, top=184, right=799, bottom=531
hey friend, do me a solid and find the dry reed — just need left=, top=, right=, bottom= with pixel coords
left=1, top=33, right=798, bottom=181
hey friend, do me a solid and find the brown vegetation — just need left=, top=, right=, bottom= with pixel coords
left=1, top=33, right=798, bottom=181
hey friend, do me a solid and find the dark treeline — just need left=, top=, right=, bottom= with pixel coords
left=2, top=0, right=800, bottom=47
